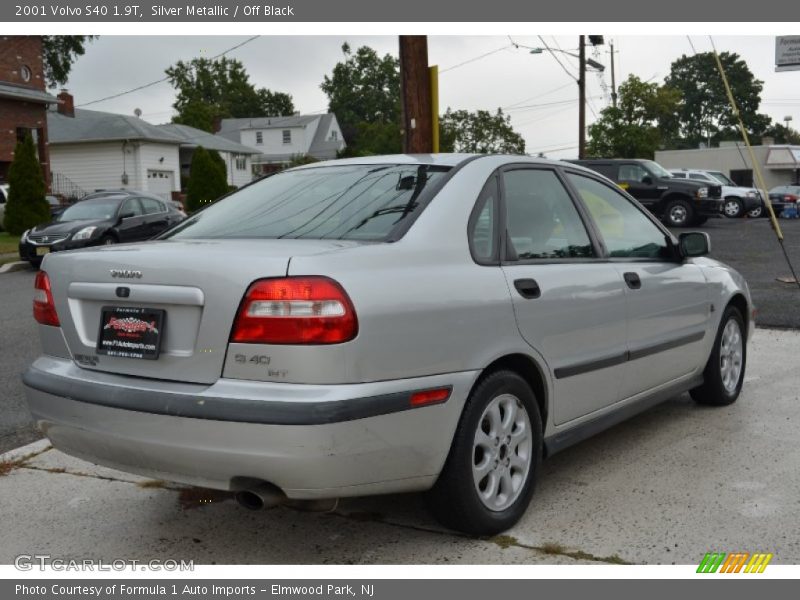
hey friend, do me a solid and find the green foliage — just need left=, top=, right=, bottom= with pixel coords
left=439, top=108, right=526, bottom=154
left=288, top=154, right=320, bottom=167
left=665, top=51, right=771, bottom=147
left=587, top=75, right=681, bottom=159
left=41, top=36, right=95, bottom=87
left=339, top=122, right=402, bottom=157
left=186, top=147, right=229, bottom=213
left=166, top=57, right=294, bottom=132
left=320, top=43, right=401, bottom=146
left=759, top=122, right=800, bottom=145
left=3, top=134, right=49, bottom=235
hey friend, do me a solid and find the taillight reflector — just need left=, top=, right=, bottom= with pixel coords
left=33, top=271, right=60, bottom=326
left=410, top=388, right=451, bottom=407
left=231, top=277, right=358, bottom=344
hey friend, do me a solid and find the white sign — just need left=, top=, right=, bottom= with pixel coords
left=776, top=36, right=800, bottom=72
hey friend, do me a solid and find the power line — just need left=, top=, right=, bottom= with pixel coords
left=77, top=35, right=261, bottom=107
left=439, top=43, right=514, bottom=74
left=501, top=81, right=575, bottom=110
left=536, top=35, right=579, bottom=82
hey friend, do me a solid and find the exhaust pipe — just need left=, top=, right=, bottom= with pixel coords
left=235, top=482, right=285, bottom=511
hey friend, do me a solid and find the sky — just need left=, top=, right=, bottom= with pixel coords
left=56, top=35, right=800, bottom=159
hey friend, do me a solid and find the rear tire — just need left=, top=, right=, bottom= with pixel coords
left=723, top=197, right=744, bottom=218
left=664, top=199, right=694, bottom=227
left=747, top=205, right=763, bottom=218
left=426, top=370, right=542, bottom=535
left=690, top=305, right=746, bottom=406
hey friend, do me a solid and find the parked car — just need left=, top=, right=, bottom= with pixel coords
left=45, top=194, right=67, bottom=218
left=766, top=185, right=800, bottom=217
left=23, top=155, right=753, bottom=535
left=668, top=169, right=761, bottom=219
left=18, top=192, right=185, bottom=267
left=569, top=159, right=724, bottom=227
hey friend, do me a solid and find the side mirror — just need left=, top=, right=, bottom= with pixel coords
left=119, top=211, right=135, bottom=220
left=679, top=231, right=710, bottom=257
left=641, top=175, right=653, bottom=186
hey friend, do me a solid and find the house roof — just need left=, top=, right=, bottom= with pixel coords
left=217, top=114, right=322, bottom=136
left=156, top=123, right=259, bottom=155
left=47, top=108, right=184, bottom=145
left=0, top=82, right=59, bottom=104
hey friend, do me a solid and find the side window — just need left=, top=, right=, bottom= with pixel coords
left=139, top=197, right=165, bottom=214
left=567, top=173, right=670, bottom=259
left=121, top=198, right=145, bottom=217
left=468, top=176, right=499, bottom=263
left=502, top=169, right=594, bottom=260
left=671, top=172, right=686, bottom=179
left=618, top=164, right=650, bottom=182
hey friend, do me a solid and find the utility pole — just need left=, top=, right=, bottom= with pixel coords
left=578, top=35, right=586, bottom=159
left=399, top=35, right=433, bottom=154
left=610, top=41, right=617, bottom=109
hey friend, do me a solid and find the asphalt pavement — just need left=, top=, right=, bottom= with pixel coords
left=2, top=328, right=798, bottom=564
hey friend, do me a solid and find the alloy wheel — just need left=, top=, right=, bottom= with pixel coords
left=720, top=318, right=743, bottom=394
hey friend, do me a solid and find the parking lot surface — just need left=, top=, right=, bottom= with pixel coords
left=1, top=327, right=798, bottom=565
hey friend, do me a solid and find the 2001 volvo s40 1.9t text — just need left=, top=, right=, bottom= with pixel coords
left=23, top=154, right=753, bottom=534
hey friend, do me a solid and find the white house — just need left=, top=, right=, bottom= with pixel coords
left=157, top=123, right=258, bottom=189
left=215, top=113, right=346, bottom=174
left=47, top=94, right=182, bottom=201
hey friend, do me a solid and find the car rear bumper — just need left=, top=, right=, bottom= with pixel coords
left=23, top=356, right=476, bottom=498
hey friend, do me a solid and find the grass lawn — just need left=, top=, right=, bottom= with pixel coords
left=0, top=231, right=21, bottom=254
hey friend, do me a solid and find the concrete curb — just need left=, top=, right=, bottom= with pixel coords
left=0, top=260, right=28, bottom=274
left=0, top=438, right=51, bottom=463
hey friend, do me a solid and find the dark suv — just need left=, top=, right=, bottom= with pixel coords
left=569, top=159, right=723, bottom=227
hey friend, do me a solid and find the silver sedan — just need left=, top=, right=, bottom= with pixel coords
left=23, top=154, right=753, bottom=534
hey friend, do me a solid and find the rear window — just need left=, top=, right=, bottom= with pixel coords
left=165, top=164, right=450, bottom=241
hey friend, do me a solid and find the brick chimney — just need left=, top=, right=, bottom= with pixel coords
left=57, top=90, right=75, bottom=118
left=211, top=115, right=222, bottom=133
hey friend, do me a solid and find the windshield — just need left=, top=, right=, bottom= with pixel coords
left=708, top=171, right=736, bottom=186
left=165, top=164, right=451, bottom=241
left=642, top=160, right=672, bottom=178
left=58, top=199, right=121, bottom=221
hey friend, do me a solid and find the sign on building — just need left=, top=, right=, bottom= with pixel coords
left=776, top=36, right=800, bottom=72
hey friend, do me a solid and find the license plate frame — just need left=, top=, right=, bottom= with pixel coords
left=96, top=306, right=166, bottom=360
left=35, top=246, right=50, bottom=256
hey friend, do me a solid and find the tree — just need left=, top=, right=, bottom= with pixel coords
left=665, top=52, right=772, bottom=148
left=41, top=36, right=95, bottom=87
left=3, top=133, right=49, bottom=234
left=186, top=147, right=229, bottom=213
left=320, top=43, right=401, bottom=146
left=587, top=75, right=681, bottom=159
left=761, top=122, right=800, bottom=145
left=439, top=108, right=526, bottom=154
left=166, top=57, right=294, bottom=132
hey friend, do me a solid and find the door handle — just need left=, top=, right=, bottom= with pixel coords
left=623, top=272, right=641, bottom=290
left=514, top=278, right=541, bottom=299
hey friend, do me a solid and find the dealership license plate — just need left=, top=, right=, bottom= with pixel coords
left=97, top=306, right=165, bottom=360
left=35, top=246, right=50, bottom=256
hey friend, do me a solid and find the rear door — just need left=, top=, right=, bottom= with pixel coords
left=498, top=166, right=629, bottom=425
left=116, top=197, right=148, bottom=242
left=565, top=171, right=710, bottom=399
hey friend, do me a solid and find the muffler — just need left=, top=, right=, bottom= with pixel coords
left=234, top=482, right=286, bottom=511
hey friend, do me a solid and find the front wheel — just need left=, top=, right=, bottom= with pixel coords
left=664, top=199, right=694, bottom=227
left=747, top=205, right=764, bottom=218
left=426, top=370, right=542, bottom=535
left=690, top=306, right=746, bottom=406
left=723, top=197, right=744, bottom=218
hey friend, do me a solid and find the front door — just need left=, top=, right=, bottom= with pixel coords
left=617, top=162, right=662, bottom=211
left=565, top=171, right=710, bottom=399
left=116, top=197, right=148, bottom=242
left=497, top=167, right=629, bottom=425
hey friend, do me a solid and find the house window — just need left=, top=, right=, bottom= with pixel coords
left=20, top=65, right=31, bottom=82
left=235, top=155, right=247, bottom=170
left=330, top=130, right=338, bottom=141
left=282, top=130, right=291, bottom=144
left=255, top=131, right=263, bottom=145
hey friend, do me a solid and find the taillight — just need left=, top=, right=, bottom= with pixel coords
left=33, top=271, right=60, bottom=326
left=231, top=277, right=358, bottom=344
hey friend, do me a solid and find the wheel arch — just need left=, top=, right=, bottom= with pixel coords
left=726, top=293, right=750, bottom=337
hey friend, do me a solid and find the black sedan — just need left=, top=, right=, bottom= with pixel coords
left=19, top=192, right=185, bottom=266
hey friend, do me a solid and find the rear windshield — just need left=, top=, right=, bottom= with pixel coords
left=164, top=164, right=451, bottom=241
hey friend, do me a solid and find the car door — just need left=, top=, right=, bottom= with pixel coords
left=617, top=162, right=662, bottom=210
left=115, top=197, right=147, bottom=242
left=497, top=166, right=629, bottom=425
left=565, top=171, right=710, bottom=399
left=138, top=197, right=170, bottom=238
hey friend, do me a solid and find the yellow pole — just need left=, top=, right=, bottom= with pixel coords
left=429, top=65, right=439, bottom=153
left=711, top=48, right=783, bottom=240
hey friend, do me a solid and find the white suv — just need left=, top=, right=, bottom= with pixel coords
left=669, top=169, right=761, bottom=218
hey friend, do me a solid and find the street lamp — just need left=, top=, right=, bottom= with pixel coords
left=530, top=48, right=605, bottom=72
